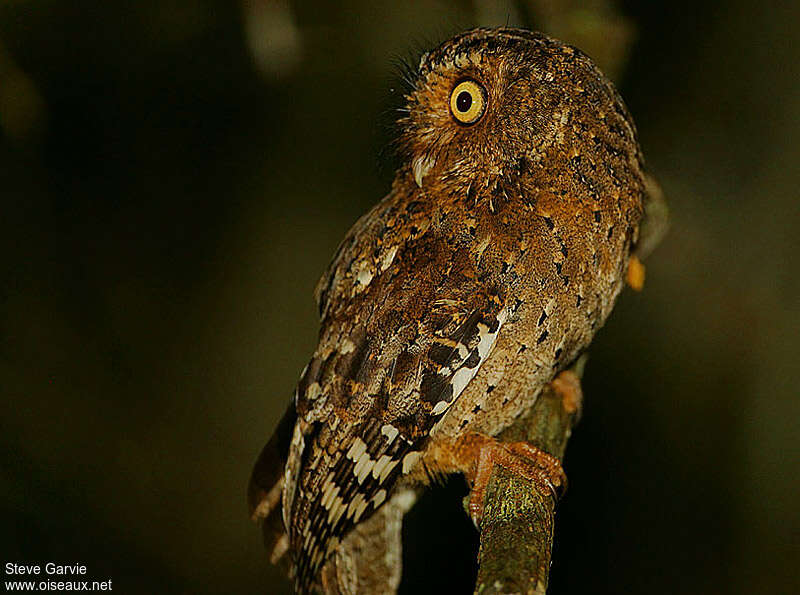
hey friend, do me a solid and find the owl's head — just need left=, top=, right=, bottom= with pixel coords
left=399, top=28, right=642, bottom=193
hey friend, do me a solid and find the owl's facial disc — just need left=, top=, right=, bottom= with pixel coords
left=406, top=73, right=491, bottom=187
left=449, top=80, right=486, bottom=125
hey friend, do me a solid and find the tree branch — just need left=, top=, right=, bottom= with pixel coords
left=472, top=358, right=584, bottom=595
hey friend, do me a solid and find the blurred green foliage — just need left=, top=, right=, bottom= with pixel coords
left=1, top=1, right=798, bottom=593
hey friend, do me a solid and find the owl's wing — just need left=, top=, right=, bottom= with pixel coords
left=284, top=211, right=510, bottom=590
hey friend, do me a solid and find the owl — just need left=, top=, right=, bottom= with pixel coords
left=249, top=27, right=655, bottom=593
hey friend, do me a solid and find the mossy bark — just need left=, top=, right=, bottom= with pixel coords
left=473, top=359, right=582, bottom=595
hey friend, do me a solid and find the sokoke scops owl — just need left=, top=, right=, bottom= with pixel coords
left=248, top=27, right=662, bottom=593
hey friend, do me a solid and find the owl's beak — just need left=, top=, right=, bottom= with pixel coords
left=412, top=154, right=435, bottom=188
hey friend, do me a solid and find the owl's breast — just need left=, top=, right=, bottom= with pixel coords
left=426, top=183, right=641, bottom=440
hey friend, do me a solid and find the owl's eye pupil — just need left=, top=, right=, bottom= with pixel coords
left=456, top=91, right=472, bottom=113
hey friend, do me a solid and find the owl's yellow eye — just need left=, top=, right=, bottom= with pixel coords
left=449, top=80, right=486, bottom=125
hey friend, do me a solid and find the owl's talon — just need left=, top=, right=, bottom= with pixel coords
left=463, top=434, right=566, bottom=527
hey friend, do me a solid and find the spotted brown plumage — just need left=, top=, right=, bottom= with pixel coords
left=249, top=27, right=651, bottom=593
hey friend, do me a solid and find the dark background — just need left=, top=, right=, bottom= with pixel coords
left=2, top=1, right=798, bottom=593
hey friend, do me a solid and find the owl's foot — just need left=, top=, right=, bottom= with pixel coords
left=626, top=254, right=646, bottom=291
left=550, top=368, right=583, bottom=416
left=454, top=433, right=566, bottom=527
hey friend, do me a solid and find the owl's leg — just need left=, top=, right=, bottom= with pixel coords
left=460, top=434, right=566, bottom=525
left=424, top=369, right=582, bottom=525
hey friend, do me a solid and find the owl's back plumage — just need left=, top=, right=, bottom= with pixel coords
left=250, top=27, right=646, bottom=592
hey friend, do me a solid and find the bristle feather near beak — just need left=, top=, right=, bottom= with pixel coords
left=412, top=154, right=435, bottom=188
